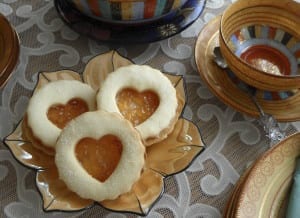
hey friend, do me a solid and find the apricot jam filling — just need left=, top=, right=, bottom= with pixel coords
left=116, top=88, right=160, bottom=126
left=47, top=98, right=89, bottom=129
left=240, top=45, right=291, bottom=75
left=75, top=135, right=123, bottom=183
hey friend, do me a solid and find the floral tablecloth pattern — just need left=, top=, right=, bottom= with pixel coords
left=1, top=0, right=299, bottom=217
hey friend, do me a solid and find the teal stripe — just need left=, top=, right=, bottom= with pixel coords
left=279, top=91, right=289, bottom=99
left=98, top=0, right=111, bottom=19
left=163, top=0, right=174, bottom=14
left=155, top=0, right=167, bottom=16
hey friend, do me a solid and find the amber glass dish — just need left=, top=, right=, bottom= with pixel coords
left=4, top=50, right=205, bottom=216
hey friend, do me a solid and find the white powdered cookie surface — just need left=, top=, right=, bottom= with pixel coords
left=55, top=110, right=145, bottom=201
left=26, top=80, right=96, bottom=148
left=96, top=65, right=178, bottom=145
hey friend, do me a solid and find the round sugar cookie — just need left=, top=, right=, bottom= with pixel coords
left=26, top=80, right=96, bottom=149
left=96, top=65, right=179, bottom=146
left=55, top=110, right=145, bottom=202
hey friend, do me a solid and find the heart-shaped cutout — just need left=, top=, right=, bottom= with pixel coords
left=75, top=134, right=123, bottom=183
left=47, top=98, right=89, bottom=129
left=116, top=88, right=159, bottom=126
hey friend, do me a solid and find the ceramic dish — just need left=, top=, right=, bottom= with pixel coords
left=195, top=15, right=300, bottom=122
left=219, top=0, right=300, bottom=92
left=224, top=163, right=253, bottom=217
left=224, top=132, right=300, bottom=217
left=54, top=0, right=206, bottom=43
left=67, top=0, right=189, bottom=22
left=228, top=25, right=299, bottom=77
left=0, top=13, right=20, bottom=88
left=225, top=69, right=298, bottom=101
left=3, top=50, right=205, bottom=216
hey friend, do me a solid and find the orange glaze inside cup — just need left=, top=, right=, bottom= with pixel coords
left=116, top=88, right=160, bottom=126
left=47, top=98, right=89, bottom=129
left=75, top=135, right=123, bottom=182
left=240, top=45, right=291, bottom=75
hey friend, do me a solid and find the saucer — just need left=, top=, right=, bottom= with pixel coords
left=0, top=14, right=19, bottom=88
left=4, top=50, right=205, bottom=216
left=224, top=132, right=300, bottom=217
left=195, top=16, right=300, bottom=122
left=54, top=0, right=206, bottom=43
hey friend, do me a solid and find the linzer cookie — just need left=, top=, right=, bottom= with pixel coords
left=55, top=110, right=145, bottom=201
left=24, top=80, right=96, bottom=154
left=96, top=65, right=179, bottom=146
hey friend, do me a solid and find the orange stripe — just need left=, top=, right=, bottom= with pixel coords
left=88, top=0, right=101, bottom=16
left=268, top=27, right=277, bottom=39
left=295, top=50, right=300, bottom=58
left=144, top=0, right=156, bottom=19
left=234, top=30, right=244, bottom=42
left=271, top=92, right=280, bottom=100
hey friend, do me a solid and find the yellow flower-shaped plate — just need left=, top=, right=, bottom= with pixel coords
left=3, top=50, right=205, bottom=216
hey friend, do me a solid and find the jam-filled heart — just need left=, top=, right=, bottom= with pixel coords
left=47, top=98, right=89, bottom=129
left=116, top=88, right=159, bottom=126
left=75, top=134, right=123, bottom=183
left=97, top=65, right=178, bottom=146
left=55, top=110, right=144, bottom=201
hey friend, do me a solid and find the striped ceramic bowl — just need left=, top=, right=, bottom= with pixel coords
left=228, top=24, right=300, bottom=77
left=67, top=0, right=188, bottom=22
left=219, top=0, right=300, bottom=92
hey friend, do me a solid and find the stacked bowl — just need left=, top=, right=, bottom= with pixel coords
left=219, top=0, right=300, bottom=93
left=0, top=13, right=19, bottom=88
left=66, top=0, right=189, bottom=23
left=55, top=0, right=205, bottom=43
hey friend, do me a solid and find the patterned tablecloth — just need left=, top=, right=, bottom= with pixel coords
left=1, top=0, right=300, bottom=217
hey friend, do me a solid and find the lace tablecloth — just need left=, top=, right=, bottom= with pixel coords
left=1, top=0, right=300, bottom=217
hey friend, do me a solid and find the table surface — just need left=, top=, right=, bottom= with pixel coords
left=1, top=1, right=300, bottom=218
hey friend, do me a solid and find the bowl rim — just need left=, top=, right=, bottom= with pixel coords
left=219, top=0, right=300, bottom=91
left=66, top=0, right=189, bottom=24
left=0, top=13, right=20, bottom=88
